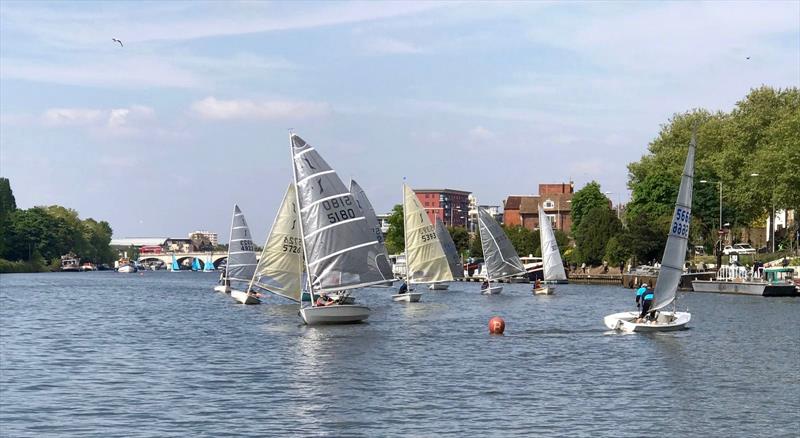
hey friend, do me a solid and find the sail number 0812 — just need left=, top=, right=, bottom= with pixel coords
left=323, top=196, right=356, bottom=224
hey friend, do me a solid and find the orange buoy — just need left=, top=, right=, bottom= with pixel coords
left=489, top=316, right=505, bottom=335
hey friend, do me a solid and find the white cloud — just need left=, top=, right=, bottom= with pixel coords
left=190, top=97, right=332, bottom=121
left=468, top=126, right=494, bottom=142
left=43, top=108, right=104, bottom=126
left=363, top=37, right=422, bottom=54
left=41, top=105, right=155, bottom=134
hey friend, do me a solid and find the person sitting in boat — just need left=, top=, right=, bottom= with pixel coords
left=481, top=279, right=489, bottom=290
left=635, top=283, right=648, bottom=309
left=398, top=281, right=408, bottom=294
left=533, top=278, right=542, bottom=290
left=316, top=294, right=336, bottom=307
left=638, top=287, right=655, bottom=322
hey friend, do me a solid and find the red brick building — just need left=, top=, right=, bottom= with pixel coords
left=414, top=188, right=471, bottom=228
left=503, top=183, right=574, bottom=233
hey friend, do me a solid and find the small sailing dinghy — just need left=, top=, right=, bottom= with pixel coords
left=533, top=204, right=567, bottom=295
left=604, top=132, right=696, bottom=332
left=394, top=184, right=454, bottom=302
left=220, top=205, right=259, bottom=303
left=430, top=217, right=465, bottom=290
left=170, top=254, right=182, bottom=273
left=290, top=133, right=393, bottom=324
left=203, top=255, right=215, bottom=272
left=477, top=206, right=526, bottom=294
left=350, top=178, right=395, bottom=296
left=246, top=183, right=305, bottom=305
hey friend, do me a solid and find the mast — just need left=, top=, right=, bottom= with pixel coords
left=403, top=181, right=410, bottom=286
left=224, top=204, right=235, bottom=279
left=289, top=133, right=316, bottom=306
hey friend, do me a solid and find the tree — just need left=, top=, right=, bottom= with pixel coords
left=621, top=211, right=669, bottom=265
left=574, top=206, right=621, bottom=265
left=384, top=204, right=404, bottom=254
left=447, top=226, right=470, bottom=255
left=570, top=181, right=611, bottom=238
left=469, top=233, right=483, bottom=258
left=502, top=225, right=536, bottom=258
left=0, top=177, right=17, bottom=257
left=604, top=236, right=629, bottom=267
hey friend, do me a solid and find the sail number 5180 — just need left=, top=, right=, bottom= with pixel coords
left=322, top=196, right=356, bottom=224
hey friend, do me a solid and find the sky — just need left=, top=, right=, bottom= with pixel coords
left=1, top=1, right=798, bottom=243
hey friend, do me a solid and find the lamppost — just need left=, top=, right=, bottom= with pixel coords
left=749, top=173, right=776, bottom=253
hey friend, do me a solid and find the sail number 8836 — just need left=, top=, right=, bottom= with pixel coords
left=323, top=196, right=356, bottom=224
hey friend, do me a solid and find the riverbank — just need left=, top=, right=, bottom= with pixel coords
left=0, top=259, right=55, bottom=274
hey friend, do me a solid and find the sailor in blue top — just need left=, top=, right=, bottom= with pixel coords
left=639, top=286, right=655, bottom=321
left=635, top=283, right=648, bottom=308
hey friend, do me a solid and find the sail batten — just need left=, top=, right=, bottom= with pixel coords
left=291, top=134, right=392, bottom=292
left=224, top=204, right=258, bottom=286
left=651, top=132, right=696, bottom=312
left=403, top=184, right=454, bottom=285
left=478, top=206, right=526, bottom=281
left=249, top=183, right=304, bottom=302
left=538, top=204, right=567, bottom=281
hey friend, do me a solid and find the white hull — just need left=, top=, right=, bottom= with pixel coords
left=231, top=289, right=260, bottom=305
left=392, top=292, right=422, bottom=302
left=118, top=265, right=136, bottom=273
left=481, top=285, right=503, bottom=295
left=300, top=305, right=370, bottom=324
left=213, top=285, right=231, bottom=293
left=533, top=286, right=554, bottom=295
left=604, top=311, right=691, bottom=332
left=428, top=283, right=449, bottom=290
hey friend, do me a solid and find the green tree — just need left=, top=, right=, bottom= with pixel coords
left=621, top=212, right=669, bottom=265
left=447, top=226, right=470, bottom=255
left=469, top=233, right=483, bottom=258
left=604, top=236, right=629, bottom=267
left=384, top=204, right=404, bottom=254
left=0, top=177, right=17, bottom=257
left=570, top=181, right=611, bottom=238
left=502, top=225, right=536, bottom=258
left=574, top=206, right=622, bottom=265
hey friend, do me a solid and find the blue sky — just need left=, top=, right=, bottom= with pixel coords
left=1, top=1, right=798, bottom=243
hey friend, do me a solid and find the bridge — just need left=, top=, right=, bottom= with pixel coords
left=138, top=252, right=228, bottom=269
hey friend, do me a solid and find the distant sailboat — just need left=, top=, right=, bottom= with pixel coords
left=170, top=254, right=181, bottom=272
left=533, top=204, right=567, bottom=295
left=477, top=206, right=526, bottom=294
left=215, top=205, right=258, bottom=300
left=203, top=255, right=215, bottom=272
left=191, top=257, right=201, bottom=271
left=431, top=217, right=465, bottom=290
left=246, top=183, right=304, bottom=304
left=604, top=132, right=695, bottom=332
left=290, top=133, right=392, bottom=324
left=395, top=183, right=454, bottom=301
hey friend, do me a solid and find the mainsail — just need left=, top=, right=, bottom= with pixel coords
left=171, top=255, right=180, bottom=271
left=349, top=179, right=394, bottom=281
left=290, top=134, right=392, bottom=293
left=403, top=184, right=454, bottom=284
left=434, top=217, right=464, bottom=279
left=203, top=256, right=215, bottom=272
left=248, top=183, right=304, bottom=302
left=477, top=206, right=526, bottom=280
left=225, top=204, right=258, bottom=285
left=538, top=204, right=567, bottom=281
left=191, top=257, right=200, bottom=271
left=651, top=132, right=696, bottom=311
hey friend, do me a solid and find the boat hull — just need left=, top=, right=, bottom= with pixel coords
left=604, top=311, right=690, bottom=332
left=300, top=305, right=370, bottom=324
left=691, top=280, right=798, bottom=296
left=231, top=289, right=260, bottom=305
left=392, top=293, right=422, bottom=302
left=213, top=285, right=230, bottom=293
left=118, top=265, right=136, bottom=273
left=481, top=285, right=503, bottom=295
left=428, top=283, right=449, bottom=290
left=533, top=286, right=554, bottom=295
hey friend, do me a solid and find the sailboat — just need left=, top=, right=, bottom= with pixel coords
left=170, top=254, right=181, bottom=272
left=395, top=184, right=454, bottom=301
left=604, top=132, right=695, bottom=332
left=191, top=257, right=201, bottom=271
left=203, top=255, right=215, bottom=272
left=350, top=179, right=395, bottom=292
left=477, top=206, right=526, bottom=294
left=246, top=183, right=305, bottom=304
left=430, top=217, right=465, bottom=290
left=533, top=204, right=567, bottom=295
left=290, top=133, right=393, bottom=324
left=216, top=205, right=258, bottom=301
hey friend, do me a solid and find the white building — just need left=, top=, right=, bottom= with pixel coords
left=190, top=230, right=218, bottom=246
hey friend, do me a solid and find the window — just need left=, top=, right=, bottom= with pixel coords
left=543, top=199, right=555, bottom=209
left=547, top=214, right=557, bottom=227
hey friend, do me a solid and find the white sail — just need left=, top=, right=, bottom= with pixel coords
left=290, top=133, right=392, bottom=293
left=403, top=184, right=454, bottom=284
left=249, top=183, right=304, bottom=302
left=225, top=205, right=258, bottom=285
left=538, top=204, right=567, bottom=281
left=477, top=206, right=526, bottom=280
left=651, top=132, right=696, bottom=311
left=434, top=217, right=464, bottom=279
left=349, top=179, right=394, bottom=281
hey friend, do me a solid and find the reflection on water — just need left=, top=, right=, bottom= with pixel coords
left=1, top=272, right=798, bottom=437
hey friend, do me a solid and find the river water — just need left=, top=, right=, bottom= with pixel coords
left=1, top=272, right=797, bottom=437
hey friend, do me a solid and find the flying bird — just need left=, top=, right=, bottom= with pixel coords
left=746, top=56, right=750, bottom=60
left=112, top=38, right=123, bottom=47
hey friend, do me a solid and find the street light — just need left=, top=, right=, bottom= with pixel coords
left=604, top=191, right=621, bottom=218
left=749, top=173, right=776, bottom=253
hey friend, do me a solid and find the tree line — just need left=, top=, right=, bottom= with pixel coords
left=0, top=178, right=115, bottom=272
